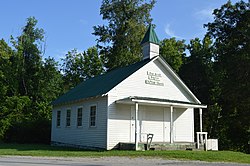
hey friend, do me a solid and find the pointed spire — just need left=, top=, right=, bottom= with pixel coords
left=141, top=24, right=160, bottom=60
left=141, top=24, right=160, bottom=45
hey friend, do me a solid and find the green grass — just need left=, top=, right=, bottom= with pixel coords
left=0, top=143, right=249, bottom=164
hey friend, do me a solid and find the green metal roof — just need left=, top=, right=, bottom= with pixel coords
left=116, top=96, right=207, bottom=108
left=130, top=96, right=206, bottom=107
left=141, top=24, right=160, bottom=45
left=52, top=58, right=153, bottom=106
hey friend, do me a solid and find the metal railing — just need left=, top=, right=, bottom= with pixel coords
left=146, top=133, right=154, bottom=150
left=196, top=132, right=208, bottom=151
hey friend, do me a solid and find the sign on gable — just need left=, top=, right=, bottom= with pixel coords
left=145, top=71, right=164, bottom=86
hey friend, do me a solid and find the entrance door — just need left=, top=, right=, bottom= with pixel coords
left=130, top=106, right=135, bottom=142
left=163, top=108, right=171, bottom=142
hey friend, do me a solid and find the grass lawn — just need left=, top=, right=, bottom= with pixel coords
left=0, top=143, right=249, bottom=164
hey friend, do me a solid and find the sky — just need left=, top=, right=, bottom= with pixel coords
left=0, top=0, right=241, bottom=62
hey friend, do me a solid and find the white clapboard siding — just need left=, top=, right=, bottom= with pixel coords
left=174, top=108, right=194, bottom=142
left=108, top=59, right=195, bottom=103
left=107, top=95, right=131, bottom=149
left=139, top=106, right=164, bottom=142
left=51, top=96, right=107, bottom=149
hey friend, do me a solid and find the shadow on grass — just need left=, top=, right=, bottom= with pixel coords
left=0, top=143, right=104, bottom=152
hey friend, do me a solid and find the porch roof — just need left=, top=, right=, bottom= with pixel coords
left=116, top=96, right=207, bottom=108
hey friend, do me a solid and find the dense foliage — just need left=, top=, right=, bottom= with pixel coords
left=0, top=17, right=104, bottom=144
left=0, top=17, right=63, bottom=143
left=0, top=0, right=249, bottom=152
left=61, top=47, right=104, bottom=89
left=93, top=0, right=155, bottom=70
left=204, top=1, right=250, bottom=151
left=179, top=1, right=250, bottom=152
left=160, top=38, right=186, bottom=72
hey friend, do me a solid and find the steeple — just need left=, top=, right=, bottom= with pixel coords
left=141, top=25, right=160, bottom=60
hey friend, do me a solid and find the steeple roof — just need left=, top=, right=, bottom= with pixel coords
left=141, top=24, right=160, bottom=45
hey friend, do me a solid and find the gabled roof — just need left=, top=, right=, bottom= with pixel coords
left=52, top=58, right=153, bottom=106
left=53, top=55, right=203, bottom=106
left=141, top=24, right=160, bottom=45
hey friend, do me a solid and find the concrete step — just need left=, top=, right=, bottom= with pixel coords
left=119, top=142, right=198, bottom=151
left=150, top=143, right=196, bottom=151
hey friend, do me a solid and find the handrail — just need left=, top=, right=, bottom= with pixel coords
left=196, top=132, right=208, bottom=151
left=146, top=133, right=154, bottom=150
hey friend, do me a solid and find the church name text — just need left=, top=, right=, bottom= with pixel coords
left=145, top=71, right=164, bottom=86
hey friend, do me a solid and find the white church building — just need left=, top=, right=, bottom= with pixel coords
left=51, top=25, right=207, bottom=150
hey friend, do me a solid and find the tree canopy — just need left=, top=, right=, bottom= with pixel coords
left=61, top=47, right=104, bottom=89
left=180, top=0, right=250, bottom=152
left=205, top=0, right=250, bottom=151
left=0, top=17, right=63, bottom=143
left=160, top=38, right=186, bottom=72
left=93, top=0, right=155, bottom=70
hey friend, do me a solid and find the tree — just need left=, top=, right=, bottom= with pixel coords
left=62, top=49, right=84, bottom=89
left=37, top=57, right=64, bottom=119
left=179, top=37, right=218, bottom=139
left=62, top=47, right=104, bottom=89
left=160, top=38, right=186, bottom=72
left=93, top=0, right=155, bottom=70
left=205, top=1, right=250, bottom=151
left=180, top=37, right=213, bottom=101
left=84, top=47, right=104, bottom=78
left=0, top=17, right=63, bottom=143
left=11, top=17, right=44, bottom=99
left=0, top=39, right=26, bottom=139
left=0, top=39, right=32, bottom=140
left=0, top=39, right=13, bottom=98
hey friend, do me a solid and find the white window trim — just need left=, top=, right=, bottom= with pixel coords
left=66, top=108, right=71, bottom=127
left=89, top=104, right=97, bottom=128
left=76, top=106, right=83, bottom=128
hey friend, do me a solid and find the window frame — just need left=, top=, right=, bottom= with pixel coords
left=77, top=107, right=83, bottom=127
left=89, top=105, right=97, bottom=127
left=56, top=110, right=61, bottom=127
left=66, top=108, right=71, bottom=127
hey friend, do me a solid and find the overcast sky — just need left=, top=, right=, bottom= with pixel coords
left=0, top=0, right=242, bottom=61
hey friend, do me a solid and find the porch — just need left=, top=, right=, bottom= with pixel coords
left=119, top=142, right=197, bottom=151
left=116, top=96, right=207, bottom=151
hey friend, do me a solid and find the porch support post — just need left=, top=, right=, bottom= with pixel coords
left=199, top=108, right=203, bottom=132
left=199, top=108, right=203, bottom=144
left=135, top=102, right=139, bottom=150
left=170, top=105, right=174, bottom=144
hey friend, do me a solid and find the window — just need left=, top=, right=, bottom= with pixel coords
left=77, top=107, right=83, bottom=127
left=66, top=109, right=71, bottom=127
left=56, top=111, right=61, bottom=127
left=89, top=106, right=96, bottom=127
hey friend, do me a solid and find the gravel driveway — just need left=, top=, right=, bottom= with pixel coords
left=0, top=156, right=249, bottom=166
